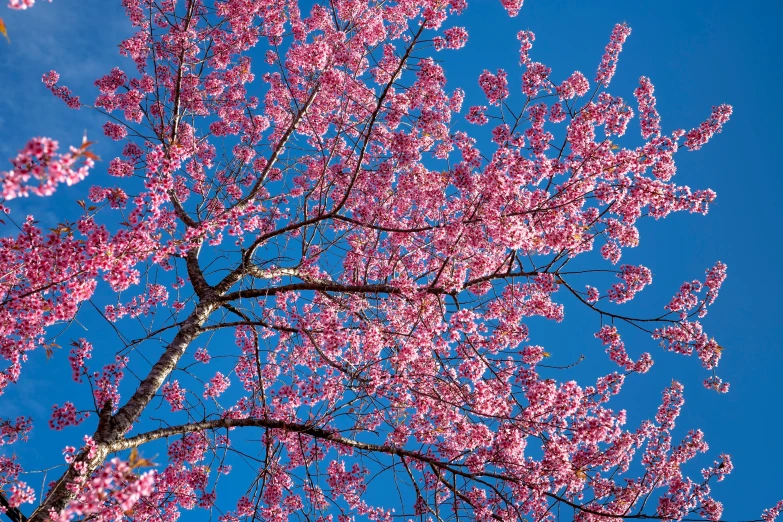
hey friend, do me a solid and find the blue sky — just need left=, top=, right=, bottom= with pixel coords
left=0, top=0, right=781, bottom=519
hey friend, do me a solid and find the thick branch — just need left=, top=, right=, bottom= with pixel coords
left=111, top=301, right=217, bottom=438
left=0, top=491, right=27, bottom=522
left=218, top=269, right=540, bottom=302
left=28, top=301, right=217, bottom=521
left=115, top=417, right=672, bottom=521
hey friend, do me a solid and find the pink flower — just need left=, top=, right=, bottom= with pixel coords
left=42, top=70, right=80, bottom=109
left=434, top=27, right=468, bottom=50
left=466, top=105, right=489, bottom=125
left=194, top=347, right=211, bottom=363
left=8, top=0, right=43, bottom=10
left=478, top=69, right=509, bottom=106
left=634, top=76, right=661, bottom=139
left=49, top=402, right=88, bottom=430
left=557, top=71, right=589, bottom=100
left=522, top=62, right=551, bottom=97
left=499, top=0, right=524, bottom=17
left=1, top=136, right=94, bottom=199
left=102, top=122, right=128, bottom=141
left=8, top=481, right=34, bottom=507
left=595, top=23, right=632, bottom=87
left=204, top=372, right=230, bottom=399
left=762, top=500, right=783, bottom=522
left=684, top=104, right=733, bottom=150
left=607, top=264, right=653, bottom=304
left=68, top=338, right=92, bottom=382
left=516, top=30, right=535, bottom=64
left=108, top=157, right=134, bottom=177
left=162, top=380, right=186, bottom=411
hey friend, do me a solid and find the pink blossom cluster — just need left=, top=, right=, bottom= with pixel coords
left=162, top=380, right=185, bottom=411
left=704, top=375, right=730, bottom=394
left=51, top=458, right=156, bottom=522
left=595, top=23, right=632, bottom=87
left=665, top=262, right=727, bottom=319
left=634, top=76, right=662, bottom=139
left=499, top=0, right=525, bottom=17
left=524, top=102, right=553, bottom=154
left=8, top=481, right=34, bottom=507
left=654, top=319, right=726, bottom=388
left=516, top=30, right=535, bottom=64
left=521, top=62, right=551, bottom=97
left=557, top=71, right=590, bottom=100
left=94, top=67, right=149, bottom=123
left=68, top=338, right=92, bottom=382
left=466, top=105, right=488, bottom=125
left=1, top=136, right=94, bottom=199
left=595, top=325, right=653, bottom=372
left=0, top=455, right=22, bottom=485
left=762, top=500, right=783, bottom=522
left=433, top=27, right=468, bottom=50
left=93, top=356, right=128, bottom=411
left=478, top=69, right=509, bottom=106
left=0, top=460, right=33, bottom=519
left=107, top=157, right=134, bottom=177
left=0, top=417, right=32, bottom=446
left=607, top=264, right=653, bottom=304
left=42, top=71, right=80, bottom=109
left=684, top=104, right=733, bottom=151
left=103, top=122, right=128, bottom=141
left=204, top=372, right=230, bottom=399
left=326, top=461, right=367, bottom=508
left=194, top=347, right=211, bottom=363
left=7, top=0, right=48, bottom=9
left=104, top=284, right=169, bottom=321
left=703, top=261, right=727, bottom=305
left=49, top=402, right=88, bottom=430
left=87, top=185, right=129, bottom=209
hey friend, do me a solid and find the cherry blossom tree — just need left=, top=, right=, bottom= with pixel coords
left=0, top=1, right=775, bottom=521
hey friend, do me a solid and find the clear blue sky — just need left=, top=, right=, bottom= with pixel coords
left=0, top=0, right=781, bottom=519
